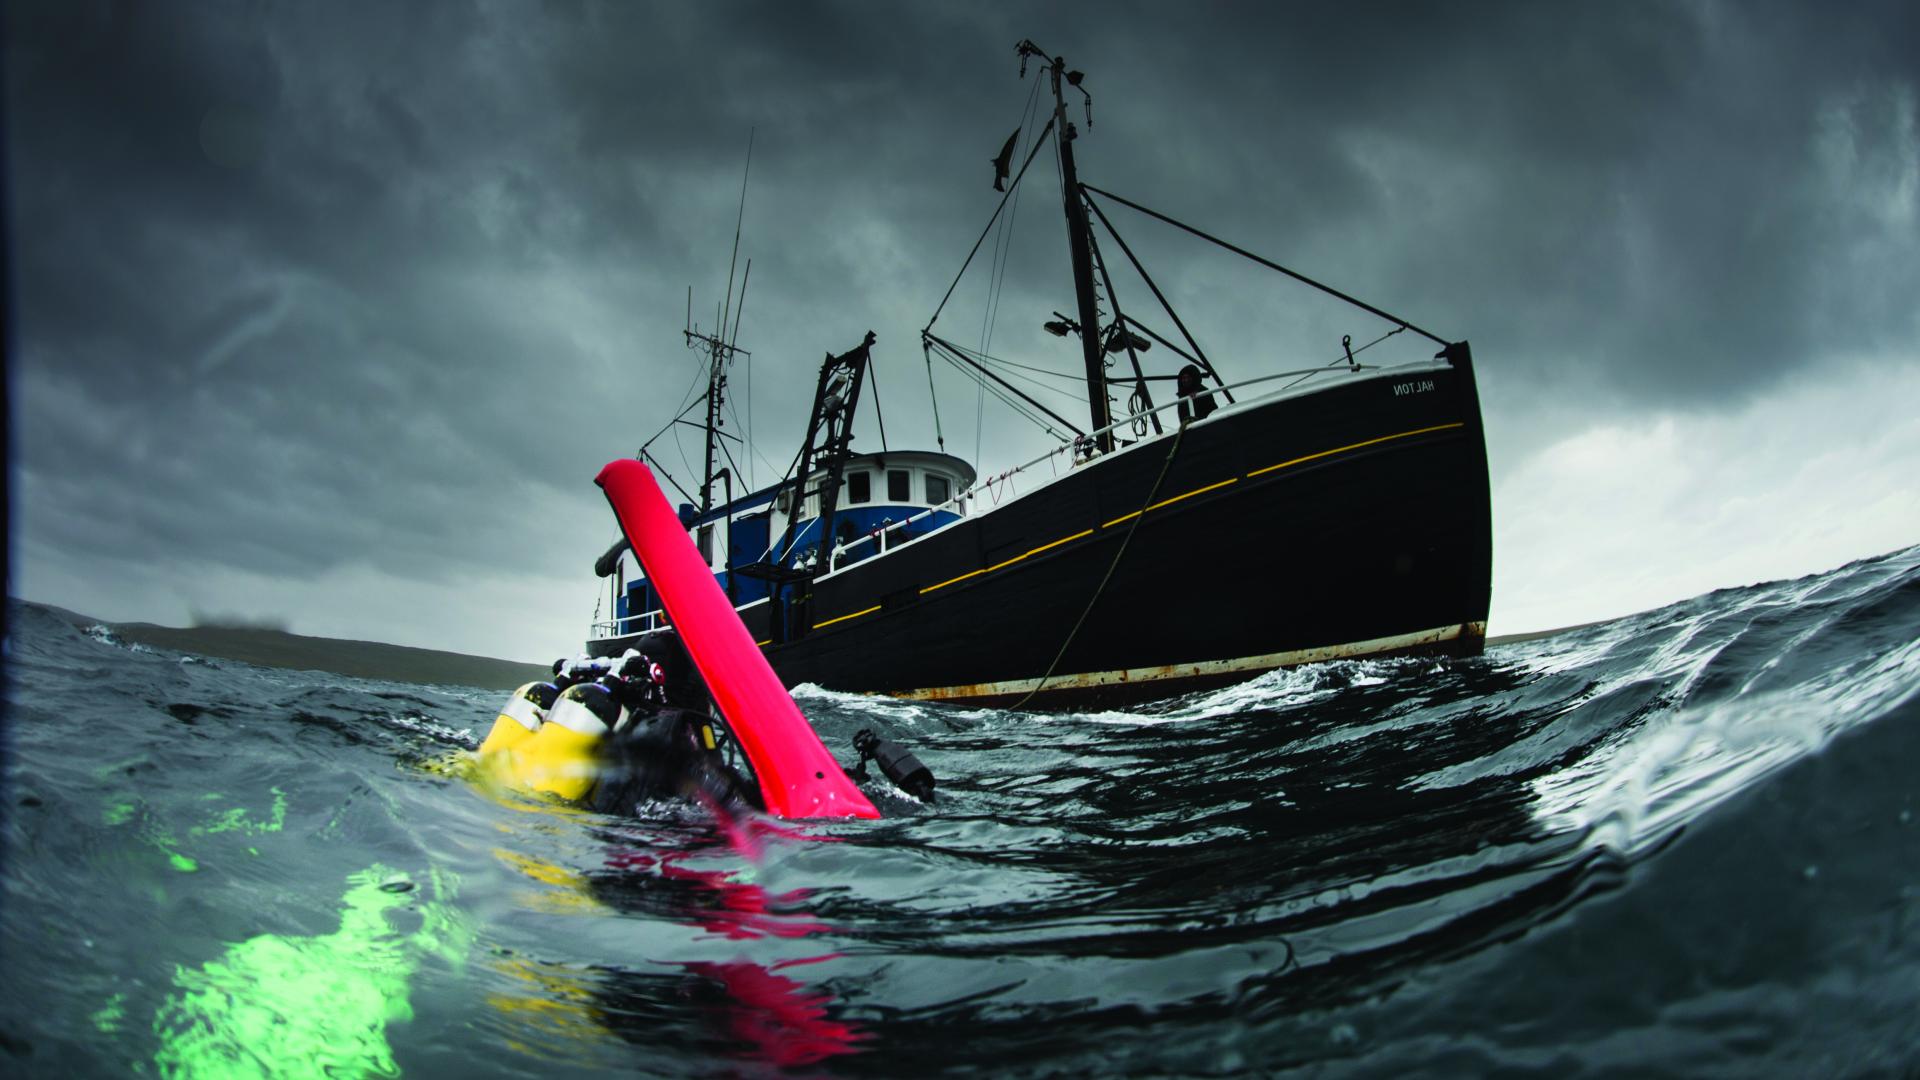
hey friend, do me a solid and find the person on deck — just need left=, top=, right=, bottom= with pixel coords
left=1176, top=364, right=1217, bottom=425
left=835, top=519, right=864, bottom=566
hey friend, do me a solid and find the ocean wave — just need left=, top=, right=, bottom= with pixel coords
left=5, top=546, right=1917, bottom=1075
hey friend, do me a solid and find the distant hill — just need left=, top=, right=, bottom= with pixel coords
left=19, top=601, right=551, bottom=691
left=1486, top=621, right=1601, bottom=647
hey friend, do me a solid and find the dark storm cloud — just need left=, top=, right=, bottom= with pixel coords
left=6, top=0, right=1916, bottom=638
left=1053, top=2, right=1920, bottom=400
left=7, top=0, right=656, bottom=588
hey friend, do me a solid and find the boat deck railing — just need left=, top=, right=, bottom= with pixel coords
left=591, top=606, right=668, bottom=640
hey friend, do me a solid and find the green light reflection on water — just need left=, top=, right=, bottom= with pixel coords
left=189, top=788, right=288, bottom=838
left=91, top=992, right=128, bottom=1035
left=152, top=864, right=470, bottom=1079
left=102, top=789, right=287, bottom=875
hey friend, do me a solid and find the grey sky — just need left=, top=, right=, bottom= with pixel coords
left=7, top=1, right=1917, bottom=661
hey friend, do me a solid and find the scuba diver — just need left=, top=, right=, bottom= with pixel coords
left=478, top=639, right=936, bottom=817
left=478, top=642, right=765, bottom=817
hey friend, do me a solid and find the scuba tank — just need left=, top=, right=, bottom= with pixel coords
left=478, top=680, right=560, bottom=756
left=478, top=654, right=622, bottom=794
left=476, top=653, right=627, bottom=761
left=516, top=679, right=627, bottom=800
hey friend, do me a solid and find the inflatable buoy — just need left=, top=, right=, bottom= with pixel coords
left=596, top=458, right=879, bottom=819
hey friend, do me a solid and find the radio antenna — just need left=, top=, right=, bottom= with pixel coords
left=683, top=131, right=759, bottom=520
left=719, top=128, right=755, bottom=340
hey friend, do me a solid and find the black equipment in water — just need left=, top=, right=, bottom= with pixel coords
left=849, top=728, right=937, bottom=803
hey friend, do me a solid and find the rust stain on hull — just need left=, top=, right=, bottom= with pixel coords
left=894, top=622, right=1486, bottom=710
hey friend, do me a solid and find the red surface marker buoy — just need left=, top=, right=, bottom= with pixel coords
left=596, top=459, right=880, bottom=820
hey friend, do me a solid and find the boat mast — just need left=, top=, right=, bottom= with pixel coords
left=1023, top=41, right=1113, bottom=453
left=684, top=312, right=745, bottom=519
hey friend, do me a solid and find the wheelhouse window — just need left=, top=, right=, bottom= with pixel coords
left=925, top=474, right=950, bottom=505
left=847, top=471, right=870, bottom=504
left=888, top=469, right=910, bottom=502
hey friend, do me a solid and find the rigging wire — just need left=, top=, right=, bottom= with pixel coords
left=932, top=343, right=1055, bottom=432
left=943, top=342, right=1087, bottom=396
left=746, top=349, right=752, bottom=488
left=1085, top=224, right=1161, bottom=438
left=975, top=223, right=1000, bottom=463
left=720, top=360, right=783, bottom=484
left=946, top=362, right=1071, bottom=444
left=718, top=129, right=754, bottom=348
left=1082, top=182, right=1451, bottom=348
left=920, top=85, right=1052, bottom=468
left=716, top=427, right=748, bottom=502
left=1082, top=190, right=1233, bottom=402
left=975, top=77, right=1045, bottom=464
left=723, top=391, right=749, bottom=472
left=637, top=396, right=707, bottom=458
left=923, top=116, right=1057, bottom=334
left=671, top=425, right=697, bottom=496
left=769, top=437, right=809, bottom=503
left=965, top=360, right=1077, bottom=410
left=869, top=355, right=889, bottom=453
left=951, top=348, right=1085, bottom=386
left=922, top=339, right=948, bottom=453
left=670, top=351, right=708, bottom=420
left=1280, top=324, right=1407, bottom=389
left=748, top=440, right=782, bottom=482
left=641, top=448, right=698, bottom=507
left=925, top=335, right=1078, bottom=442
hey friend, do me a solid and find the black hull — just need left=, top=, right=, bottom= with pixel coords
left=594, top=357, right=1491, bottom=710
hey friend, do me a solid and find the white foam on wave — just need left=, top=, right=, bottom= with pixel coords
left=375, top=711, right=476, bottom=747
left=791, top=682, right=939, bottom=728
left=1099, top=656, right=1423, bottom=727
left=795, top=656, right=1435, bottom=730
left=1530, top=632, right=1920, bottom=856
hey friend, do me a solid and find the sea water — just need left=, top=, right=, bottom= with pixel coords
left=3, top=545, right=1917, bottom=1076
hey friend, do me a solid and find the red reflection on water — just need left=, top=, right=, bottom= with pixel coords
left=603, top=847, right=827, bottom=941
left=708, top=791, right=845, bottom=861
left=602, top=796, right=867, bottom=1065
left=683, top=959, right=869, bottom=1068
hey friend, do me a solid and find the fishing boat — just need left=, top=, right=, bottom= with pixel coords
left=586, top=41, right=1492, bottom=709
